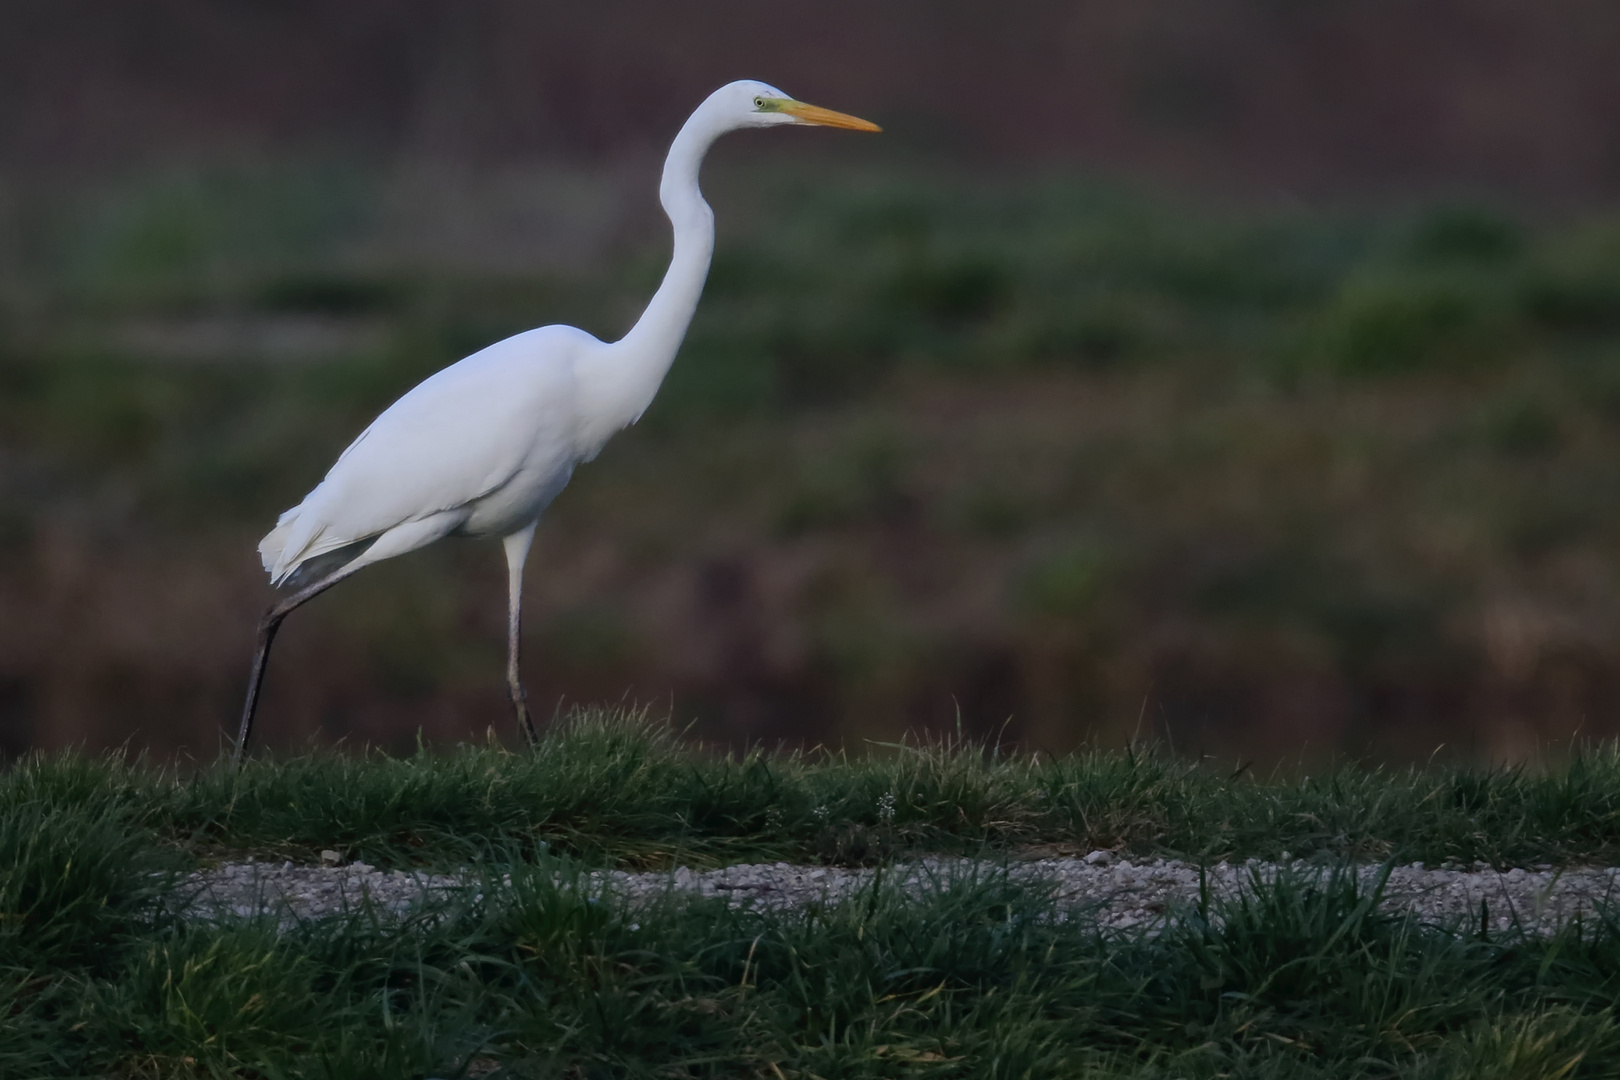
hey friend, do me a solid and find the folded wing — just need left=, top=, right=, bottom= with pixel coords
left=261, top=328, right=586, bottom=584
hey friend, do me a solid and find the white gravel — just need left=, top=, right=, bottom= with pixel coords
left=178, top=852, right=1620, bottom=935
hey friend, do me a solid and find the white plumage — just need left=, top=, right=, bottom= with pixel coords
left=260, top=326, right=590, bottom=586
left=232, top=80, right=880, bottom=761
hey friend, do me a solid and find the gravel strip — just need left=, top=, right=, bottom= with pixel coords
left=179, top=853, right=1620, bottom=934
left=178, top=858, right=460, bottom=921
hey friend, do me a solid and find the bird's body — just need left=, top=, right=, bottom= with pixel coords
left=232, top=80, right=879, bottom=760
left=259, top=325, right=593, bottom=585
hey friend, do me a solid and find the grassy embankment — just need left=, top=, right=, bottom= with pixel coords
left=5, top=713, right=1620, bottom=1076
left=6, top=163, right=1620, bottom=756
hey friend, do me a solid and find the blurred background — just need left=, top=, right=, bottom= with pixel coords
left=4, top=0, right=1620, bottom=763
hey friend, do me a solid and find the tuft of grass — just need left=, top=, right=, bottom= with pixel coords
left=0, top=755, right=178, bottom=972
left=8, top=710, right=1620, bottom=872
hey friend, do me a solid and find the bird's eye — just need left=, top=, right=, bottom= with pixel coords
left=753, top=96, right=766, bottom=109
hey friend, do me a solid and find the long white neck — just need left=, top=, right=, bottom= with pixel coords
left=580, top=106, right=722, bottom=442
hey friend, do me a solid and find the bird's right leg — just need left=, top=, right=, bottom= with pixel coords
left=233, top=562, right=365, bottom=767
left=502, top=522, right=540, bottom=748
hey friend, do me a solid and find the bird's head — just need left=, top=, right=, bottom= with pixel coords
left=710, top=79, right=881, bottom=134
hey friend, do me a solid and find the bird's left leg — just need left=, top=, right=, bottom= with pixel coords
left=502, top=522, right=540, bottom=748
left=235, top=513, right=466, bottom=767
left=234, top=561, right=365, bottom=767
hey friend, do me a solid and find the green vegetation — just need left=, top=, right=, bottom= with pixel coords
left=6, top=714, right=1620, bottom=1076
left=14, top=711, right=1620, bottom=871
left=5, top=162, right=1620, bottom=757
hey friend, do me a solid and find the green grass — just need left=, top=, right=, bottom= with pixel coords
left=5, top=712, right=1620, bottom=1076
left=11, top=710, right=1620, bottom=871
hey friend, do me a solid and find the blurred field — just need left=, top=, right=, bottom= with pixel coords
left=4, top=156, right=1620, bottom=760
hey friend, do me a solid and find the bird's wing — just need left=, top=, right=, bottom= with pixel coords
left=263, top=328, right=588, bottom=583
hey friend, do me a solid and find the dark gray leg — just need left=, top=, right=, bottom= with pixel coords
left=502, top=523, right=540, bottom=748
left=233, top=562, right=365, bottom=766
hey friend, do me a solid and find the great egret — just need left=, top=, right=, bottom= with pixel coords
left=233, top=81, right=879, bottom=762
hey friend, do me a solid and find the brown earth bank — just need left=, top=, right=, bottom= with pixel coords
left=7, top=0, right=1620, bottom=198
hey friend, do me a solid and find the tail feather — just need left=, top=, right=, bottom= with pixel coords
left=261, top=491, right=346, bottom=585
left=260, top=504, right=382, bottom=588
left=260, top=503, right=342, bottom=586
left=258, top=507, right=302, bottom=582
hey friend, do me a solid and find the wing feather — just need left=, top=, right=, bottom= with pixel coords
left=264, top=327, right=587, bottom=583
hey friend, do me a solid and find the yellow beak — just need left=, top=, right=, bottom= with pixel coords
left=778, top=100, right=882, bottom=132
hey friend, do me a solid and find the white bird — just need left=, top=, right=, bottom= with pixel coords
left=233, top=80, right=879, bottom=762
